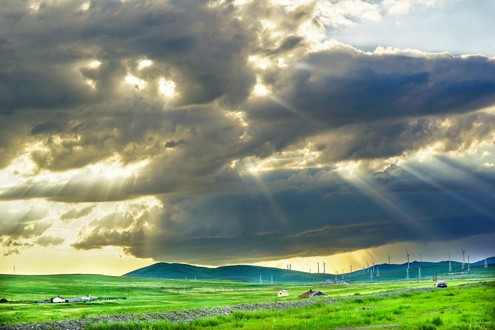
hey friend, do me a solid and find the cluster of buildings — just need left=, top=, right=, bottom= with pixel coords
left=51, top=295, right=93, bottom=303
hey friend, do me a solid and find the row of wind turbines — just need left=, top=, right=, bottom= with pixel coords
left=300, top=248, right=488, bottom=277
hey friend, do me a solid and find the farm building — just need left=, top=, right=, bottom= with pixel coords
left=278, top=290, right=289, bottom=297
left=51, top=296, right=68, bottom=303
left=50, top=295, right=93, bottom=303
left=299, top=289, right=327, bottom=298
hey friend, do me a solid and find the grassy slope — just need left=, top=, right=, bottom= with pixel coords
left=89, top=282, right=495, bottom=329
left=210, top=283, right=495, bottom=330
left=1, top=273, right=494, bottom=326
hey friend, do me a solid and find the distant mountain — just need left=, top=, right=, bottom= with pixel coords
left=124, top=262, right=331, bottom=283
left=124, top=257, right=495, bottom=283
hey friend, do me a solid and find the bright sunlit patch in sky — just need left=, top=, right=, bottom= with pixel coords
left=158, top=78, right=177, bottom=98
left=124, top=74, right=147, bottom=90
left=0, top=143, right=149, bottom=195
left=137, top=59, right=153, bottom=70
left=87, top=60, right=101, bottom=69
left=252, top=76, right=271, bottom=97
left=248, top=55, right=271, bottom=70
left=80, top=2, right=90, bottom=11
left=87, top=156, right=149, bottom=180
left=335, top=160, right=361, bottom=177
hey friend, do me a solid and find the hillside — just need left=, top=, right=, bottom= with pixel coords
left=123, top=257, right=495, bottom=283
left=124, top=263, right=331, bottom=283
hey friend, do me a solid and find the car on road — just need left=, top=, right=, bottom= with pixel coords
left=436, top=280, right=448, bottom=288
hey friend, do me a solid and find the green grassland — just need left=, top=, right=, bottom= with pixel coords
left=88, top=283, right=495, bottom=330
left=1, top=273, right=494, bottom=328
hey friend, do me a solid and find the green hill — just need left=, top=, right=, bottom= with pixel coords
left=123, top=257, right=495, bottom=283
left=124, top=263, right=331, bottom=283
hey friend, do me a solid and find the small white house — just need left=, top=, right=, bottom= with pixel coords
left=278, top=290, right=289, bottom=297
left=51, top=296, right=67, bottom=303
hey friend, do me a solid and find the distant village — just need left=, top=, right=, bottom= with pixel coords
left=32, top=295, right=124, bottom=304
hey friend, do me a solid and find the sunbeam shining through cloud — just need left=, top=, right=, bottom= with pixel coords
left=1, top=0, right=494, bottom=275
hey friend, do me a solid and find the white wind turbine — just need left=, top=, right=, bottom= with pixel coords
left=406, top=249, right=410, bottom=280
left=406, top=249, right=410, bottom=269
left=418, top=252, right=422, bottom=278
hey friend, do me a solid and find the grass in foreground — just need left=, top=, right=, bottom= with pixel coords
left=0, top=274, right=458, bottom=324
left=87, top=282, right=495, bottom=329
left=1, top=274, right=494, bottom=329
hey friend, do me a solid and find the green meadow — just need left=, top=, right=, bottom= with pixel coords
left=0, top=274, right=494, bottom=329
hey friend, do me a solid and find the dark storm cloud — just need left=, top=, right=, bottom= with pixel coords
left=2, top=0, right=495, bottom=263
left=0, top=0, right=255, bottom=170
left=244, top=51, right=495, bottom=154
left=72, top=158, right=495, bottom=264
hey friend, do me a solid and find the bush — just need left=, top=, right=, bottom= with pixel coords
left=431, top=316, right=443, bottom=326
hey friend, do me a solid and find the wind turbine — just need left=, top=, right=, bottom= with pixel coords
left=461, top=248, right=466, bottom=270
left=418, top=253, right=422, bottom=278
left=448, top=253, right=452, bottom=272
left=485, top=257, right=488, bottom=269
left=406, top=249, right=410, bottom=269
left=405, top=249, right=410, bottom=280
left=323, top=261, right=326, bottom=274
left=387, top=254, right=391, bottom=264
left=467, top=256, right=470, bottom=272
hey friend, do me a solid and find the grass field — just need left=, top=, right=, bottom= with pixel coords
left=0, top=274, right=494, bottom=328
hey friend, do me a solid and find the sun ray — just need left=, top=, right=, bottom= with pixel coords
left=400, top=159, right=495, bottom=221
left=269, top=94, right=319, bottom=125
left=237, top=159, right=290, bottom=229
left=337, top=167, right=434, bottom=241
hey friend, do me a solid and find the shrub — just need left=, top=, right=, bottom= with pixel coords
left=431, top=316, right=443, bottom=326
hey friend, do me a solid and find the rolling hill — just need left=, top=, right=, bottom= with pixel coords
left=123, top=257, right=495, bottom=283
left=124, top=263, right=331, bottom=283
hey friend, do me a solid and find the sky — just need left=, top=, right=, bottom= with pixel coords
left=1, top=0, right=495, bottom=276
